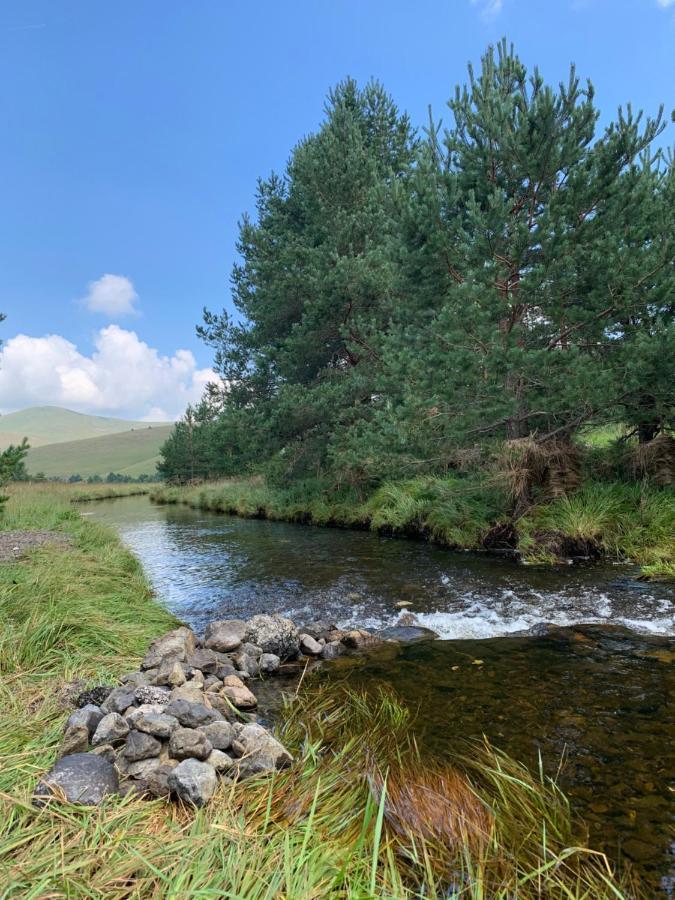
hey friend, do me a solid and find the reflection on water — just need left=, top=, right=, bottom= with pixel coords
left=89, top=496, right=674, bottom=890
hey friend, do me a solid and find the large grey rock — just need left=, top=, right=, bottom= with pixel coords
left=215, top=663, right=240, bottom=681
left=244, top=615, right=299, bottom=660
left=164, top=699, right=223, bottom=729
left=204, top=619, right=247, bottom=653
left=258, top=653, right=281, bottom=675
left=34, top=753, right=119, bottom=806
left=198, top=720, right=234, bottom=751
left=168, top=759, right=217, bottom=806
left=101, top=687, right=136, bottom=715
left=187, top=649, right=221, bottom=674
left=169, top=727, right=212, bottom=761
left=230, top=724, right=293, bottom=778
left=141, top=627, right=197, bottom=670
left=131, top=710, right=179, bottom=739
left=65, top=704, right=104, bottom=737
left=92, top=713, right=130, bottom=747
left=299, top=634, right=322, bottom=656
left=123, top=729, right=162, bottom=761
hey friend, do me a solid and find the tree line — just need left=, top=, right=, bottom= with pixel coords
left=159, top=41, right=674, bottom=492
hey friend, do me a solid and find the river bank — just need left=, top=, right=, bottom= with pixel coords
left=151, top=476, right=675, bottom=580
left=0, top=484, right=660, bottom=896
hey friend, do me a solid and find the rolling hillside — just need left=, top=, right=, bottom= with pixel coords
left=26, top=425, right=174, bottom=478
left=0, top=406, right=169, bottom=449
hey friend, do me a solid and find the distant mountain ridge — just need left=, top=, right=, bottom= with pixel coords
left=0, top=406, right=171, bottom=449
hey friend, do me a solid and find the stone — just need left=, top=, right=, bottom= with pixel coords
left=230, top=724, right=292, bottom=778
left=215, top=663, right=239, bottom=681
left=299, top=621, right=337, bottom=641
left=169, top=683, right=210, bottom=705
left=187, top=649, right=221, bottom=674
left=123, top=729, right=162, bottom=761
left=132, top=710, right=179, bottom=739
left=145, top=762, right=178, bottom=799
left=153, top=658, right=186, bottom=687
left=204, top=676, right=222, bottom=691
left=188, top=670, right=205, bottom=688
left=240, top=642, right=263, bottom=658
left=207, top=749, right=233, bottom=773
left=75, top=686, right=113, bottom=708
left=168, top=759, right=217, bottom=806
left=376, top=625, right=439, bottom=642
left=120, top=671, right=150, bottom=688
left=164, top=699, right=223, bottom=729
left=101, top=687, right=136, bottom=715
left=140, top=626, right=197, bottom=670
left=220, top=683, right=257, bottom=710
left=244, top=615, right=299, bottom=660
left=65, top=704, right=104, bottom=737
left=169, top=727, right=212, bottom=761
left=340, top=630, right=380, bottom=650
left=232, top=651, right=259, bottom=677
left=206, top=694, right=234, bottom=717
left=91, top=743, right=116, bottom=764
left=203, top=619, right=247, bottom=653
left=325, top=629, right=349, bottom=643
left=34, top=753, right=119, bottom=806
left=299, top=633, right=322, bottom=656
left=134, top=685, right=170, bottom=706
left=60, top=725, right=90, bottom=756
left=258, top=653, right=281, bottom=675
left=92, top=712, right=130, bottom=747
left=320, top=641, right=345, bottom=660
left=126, top=757, right=163, bottom=780
left=198, top=720, right=234, bottom=751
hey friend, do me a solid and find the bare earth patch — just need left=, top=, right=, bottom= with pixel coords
left=0, top=530, right=72, bottom=562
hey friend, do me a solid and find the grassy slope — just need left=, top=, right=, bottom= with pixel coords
left=151, top=476, right=675, bottom=579
left=0, top=484, right=640, bottom=897
left=26, top=424, right=174, bottom=478
left=0, top=406, right=170, bottom=449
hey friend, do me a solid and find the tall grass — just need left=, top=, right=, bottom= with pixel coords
left=0, top=484, right=643, bottom=896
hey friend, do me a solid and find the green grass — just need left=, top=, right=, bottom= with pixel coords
left=0, top=484, right=643, bottom=897
left=0, top=406, right=170, bottom=450
left=25, top=425, right=174, bottom=479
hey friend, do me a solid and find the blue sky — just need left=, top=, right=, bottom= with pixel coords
left=0, top=0, right=673, bottom=418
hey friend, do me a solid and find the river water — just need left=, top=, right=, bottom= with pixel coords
left=88, top=496, right=674, bottom=891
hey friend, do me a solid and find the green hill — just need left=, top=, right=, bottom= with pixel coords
left=26, top=425, right=174, bottom=478
left=0, top=406, right=170, bottom=449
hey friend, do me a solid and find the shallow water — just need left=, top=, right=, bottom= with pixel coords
left=89, top=496, right=674, bottom=890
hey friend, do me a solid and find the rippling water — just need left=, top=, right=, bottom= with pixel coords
left=89, top=496, right=674, bottom=891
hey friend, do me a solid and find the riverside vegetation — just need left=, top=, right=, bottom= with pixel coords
left=156, top=42, right=674, bottom=579
left=0, top=484, right=647, bottom=897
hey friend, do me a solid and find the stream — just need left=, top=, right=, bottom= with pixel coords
left=88, top=495, right=674, bottom=892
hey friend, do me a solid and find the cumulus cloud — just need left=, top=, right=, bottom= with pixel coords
left=471, top=0, right=503, bottom=20
left=81, top=274, right=139, bottom=316
left=0, top=326, right=214, bottom=420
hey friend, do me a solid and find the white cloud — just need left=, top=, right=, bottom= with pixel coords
left=471, top=0, right=503, bottom=20
left=0, top=326, right=214, bottom=420
left=81, top=273, right=139, bottom=317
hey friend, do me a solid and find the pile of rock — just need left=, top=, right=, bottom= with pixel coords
left=36, top=614, right=392, bottom=809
